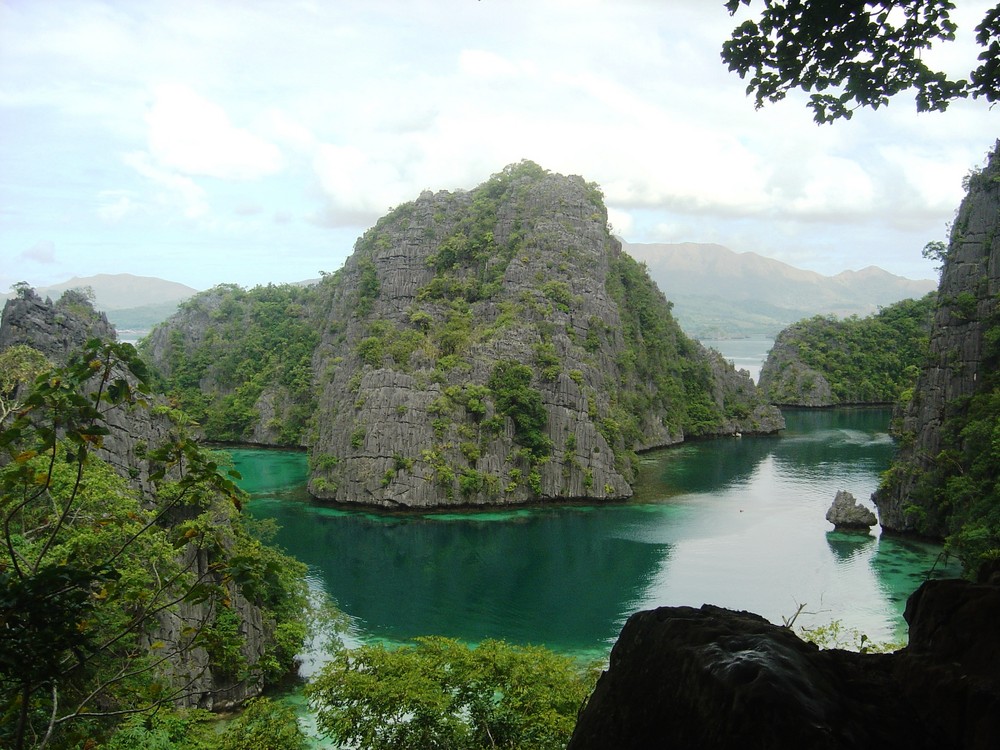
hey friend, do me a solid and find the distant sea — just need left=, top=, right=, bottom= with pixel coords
left=700, top=337, right=774, bottom=383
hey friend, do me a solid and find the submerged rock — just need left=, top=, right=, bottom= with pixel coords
left=825, top=489, right=877, bottom=530
left=568, top=579, right=1000, bottom=750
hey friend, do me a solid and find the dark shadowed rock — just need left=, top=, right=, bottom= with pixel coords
left=568, top=579, right=1000, bottom=750
left=825, top=489, right=877, bottom=530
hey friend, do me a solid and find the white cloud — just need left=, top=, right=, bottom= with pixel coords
left=123, top=151, right=209, bottom=219
left=264, top=110, right=318, bottom=153
left=1, top=0, right=997, bottom=289
left=772, top=155, right=878, bottom=219
left=19, top=240, right=56, bottom=263
left=459, top=49, right=533, bottom=79
left=606, top=207, right=633, bottom=236
left=311, top=144, right=413, bottom=226
left=97, top=190, right=136, bottom=222
left=146, top=83, right=284, bottom=180
left=880, top=146, right=968, bottom=213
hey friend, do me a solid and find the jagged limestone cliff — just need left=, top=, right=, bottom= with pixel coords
left=875, top=142, right=1000, bottom=565
left=142, top=163, right=782, bottom=509
left=0, top=290, right=307, bottom=712
left=307, top=163, right=782, bottom=507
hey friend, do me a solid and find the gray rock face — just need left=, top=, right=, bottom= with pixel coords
left=0, top=288, right=116, bottom=359
left=568, top=579, right=1000, bottom=750
left=1, top=290, right=171, bottom=495
left=825, top=490, right=877, bottom=529
left=0, top=291, right=281, bottom=710
left=875, top=142, right=1000, bottom=534
left=308, top=165, right=783, bottom=508
left=758, top=336, right=835, bottom=406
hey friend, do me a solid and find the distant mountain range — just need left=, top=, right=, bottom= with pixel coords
left=622, top=242, right=937, bottom=338
left=2, top=274, right=200, bottom=338
left=4, top=248, right=937, bottom=342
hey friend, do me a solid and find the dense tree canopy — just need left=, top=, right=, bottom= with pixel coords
left=723, top=0, right=1000, bottom=122
left=307, top=637, right=598, bottom=750
left=761, top=293, right=937, bottom=405
left=142, top=283, right=320, bottom=444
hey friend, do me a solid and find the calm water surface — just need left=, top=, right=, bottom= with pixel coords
left=228, top=408, right=957, bottom=663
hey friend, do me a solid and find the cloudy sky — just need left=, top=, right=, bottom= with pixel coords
left=1, top=0, right=996, bottom=293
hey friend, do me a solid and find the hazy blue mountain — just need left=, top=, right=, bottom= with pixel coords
left=623, top=242, right=937, bottom=338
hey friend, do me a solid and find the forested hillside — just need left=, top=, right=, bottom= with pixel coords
left=142, top=283, right=321, bottom=445
left=757, top=294, right=936, bottom=406
left=0, top=289, right=310, bottom=749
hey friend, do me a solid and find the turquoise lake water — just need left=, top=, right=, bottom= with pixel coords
left=226, top=407, right=958, bottom=666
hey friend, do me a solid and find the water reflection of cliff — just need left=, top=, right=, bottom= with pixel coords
left=636, top=434, right=778, bottom=497
left=254, top=500, right=667, bottom=652
left=771, top=408, right=895, bottom=479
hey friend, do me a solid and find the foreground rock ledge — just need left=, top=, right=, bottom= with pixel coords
left=568, top=579, right=1000, bottom=750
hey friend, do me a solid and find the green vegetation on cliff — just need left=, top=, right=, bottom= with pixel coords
left=0, top=339, right=309, bottom=749
left=145, top=163, right=779, bottom=508
left=760, top=293, right=936, bottom=405
left=884, top=284, right=1000, bottom=574
left=607, top=252, right=723, bottom=437
left=932, top=310, right=1000, bottom=572
left=142, top=283, right=320, bottom=444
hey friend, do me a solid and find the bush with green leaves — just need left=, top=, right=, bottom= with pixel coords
left=306, top=636, right=598, bottom=750
left=488, top=361, right=551, bottom=460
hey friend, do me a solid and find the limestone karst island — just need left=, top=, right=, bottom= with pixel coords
left=144, top=162, right=784, bottom=509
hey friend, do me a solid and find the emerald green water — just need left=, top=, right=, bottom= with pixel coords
left=227, top=408, right=958, bottom=662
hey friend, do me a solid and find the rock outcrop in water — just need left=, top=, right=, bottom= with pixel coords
left=757, top=294, right=935, bottom=407
left=825, top=489, right=877, bottom=530
left=874, top=142, right=1000, bottom=559
left=568, top=577, right=1000, bottom=750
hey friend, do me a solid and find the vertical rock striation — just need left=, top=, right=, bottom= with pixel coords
left=875, top=142, right=1000, bottom=537
left=307, top=163, right=782, bottom=508
left=140, top=162, right=782, bottom=509
left=0, top=291, right=300, bottom=710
